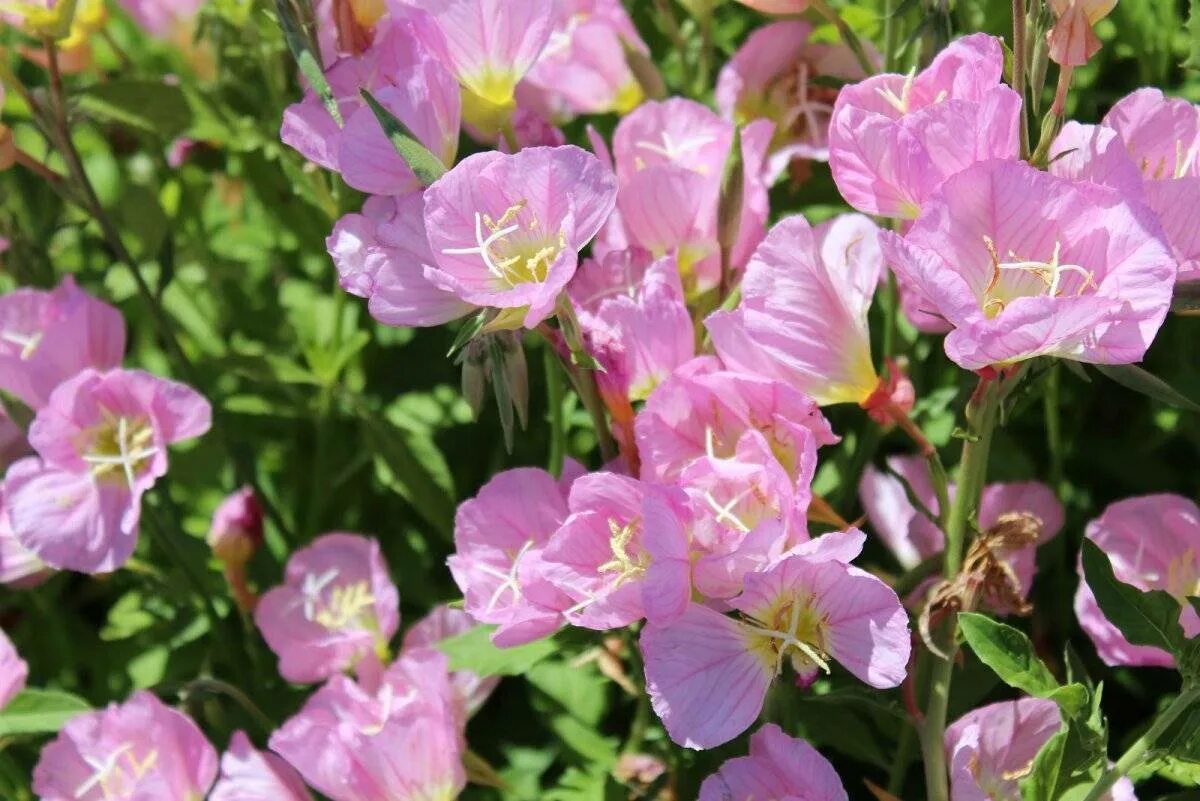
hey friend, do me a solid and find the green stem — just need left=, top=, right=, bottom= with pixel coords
left=544, top=344, right=567, bottom=477
left=917, top=377, right=1002, bottom=801
left=181, top=678, right=277, bottom=736
left=811, top=0, right=878, bottom=75
left=883, top=0, right=901, bottom=72
left=1013, top=0, right=1030, bottom=159
left=1082, top=688, right=1200, bottom=801
left=1044, top=363, right=1064, bottom=493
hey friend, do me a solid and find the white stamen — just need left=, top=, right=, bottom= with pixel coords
left=635, top=131, right=716, bottom=163
left=875, top=67, right=917, bottom=114
left=703, top=488, right=753, bottom=534
left=481, top=539, right=534, bottom=613
left=74, top=743, right=134, bottom=798
left=301, top=568, right=340, bottom=621
left=0, top=330, right=42, bottom=359
left=442, top=212, right=520, bottom=278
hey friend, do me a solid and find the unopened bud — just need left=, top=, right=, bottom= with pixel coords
left=207, top=486, right=263, bottom=566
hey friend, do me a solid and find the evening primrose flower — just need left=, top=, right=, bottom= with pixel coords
left=0, top=276, right=125, bottom=410
left=880, top=159, right=1175, bottom=370
left=32, top=690, right=218, bottom=801
left=707, top=213, right=885, bottom=407
left=422, top=145, right=617, bottom=330
left=699, top=724, right=848, bottom=801
left=1047, top=0, right=1117, bottom=67
left=269, top=649, right=465, bottom=801
left=829, top=33, right=1021, bottom=219
left=1075, top=495, right=1200, bottom=668
left=3, top=369, right=210, bottom=574
left=406, top=0, right=555, bottom=134
left=0, top=628, right=27, bottom=711
left=255, top=533, right=400, bottom=684
left=210, top=731, right=314, bottom=801
left=640, top=535, right=909, bottom=748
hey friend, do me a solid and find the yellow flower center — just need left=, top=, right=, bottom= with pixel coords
left=442, top=202, right=567, bottom=290
left=741, top=592, right=831, bottom=679
left=80, top=415, right=158, bottom=489
left=980, top=237, right=1096, bottom=319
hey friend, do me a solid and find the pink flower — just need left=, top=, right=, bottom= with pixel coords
left=860, top=456, right=1063, bottom=604
left=606, top=99, right=774, bottom=292
left=33, top=690, right=218, bottom=801
left=327, top=193, right=472, bottom=326
left=707, top=213, right=885, bottom=407
left=117, top=0, right=204, bottom=36
left=640, top=537, right=909, bottom=748
left=255, top=533, right=400, bottom=684
left=679, top=432, right=810, bottom=600
left=698, top=724, right=847, bottom=801
left=0, top=407, right=26, bottom=476
left=281, top=19, right=459, bottom=192
left=0, top=496, right=51, bottom=587
left=422, top=145, right=618, bottom=329
left=829, top=33, right=1022, bottom=219
left=717, top=20, right=872, bottom=176
left=1096, top=89, right=1200, bottom=281
left=570, top=252, right=694, bottom=405
left=401, top=604, right=500, bottom=716
left=0, top=276, right=125, bottom=410
left=1075, top=494, right=1200, bottom=668
left=1046, top=0, right=1117, bottom=67
left=946, top=698, right=1136, bottom=801
left=269, top=649, right=465, bottom=801
left=635, top=357, right=838, bottom=484
left=541, top=473, right=691, bottom=629
left=0, top=628, right=27, bottom=711
left=208, top=486, right=264, bottom=566
left=880, top=159, right=1176, bottom=370
left=520, top=0, right=647, bottom=118
left=448, top=465, right=579, bottom=646
left=404, top=0, right=554, bottom=133
left=3, top=369, right=211, bottom=574
left=210, top=731, right=314, bottom=801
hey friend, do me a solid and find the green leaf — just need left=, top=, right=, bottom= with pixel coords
left=1093, top=364, right=1200, bottom=414
left=79, top=81, right=192, bottom=139
left=360, top=89, right=448, bottom=186
left=958, top=613, right=1086, bottom=715
left=274, top=0, right=341, bottom=125
left=437, top=625, right=557, bottom=676
left=1081, top=540, right=1186, bottom=656
left=0, top=689, right=91, bottom=737
left=1182, top=0, right=1200, bottom=71
left=1020, top=728, right=1068, bottom=801
left=361, top=408, right=456, bottom=540
left=526, top=660, right=609, bottom=727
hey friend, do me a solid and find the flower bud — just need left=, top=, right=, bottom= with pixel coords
left=207, top=486, right=263, bottom=566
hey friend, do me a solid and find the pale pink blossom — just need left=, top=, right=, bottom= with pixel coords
left=1096, top=89, right=1200, bottom=280
left=717, top=20, right=872, bottom=176
left=0, top=628, right=27, bottom=711
left=635, top=356, right=837, bottom=484
left=521, top=0, right=648, bottom=118
left=699, top=723, right=847, bottom=801
left=829, top=33, right=1022, bottom=219
left=269, top=649, right=465, bottom=801
left=0, top=494, right=51, bottom=587
left=401, top=604, right=500, bottom=716
left=1075, top=494, right=1200, bottom=668
left=707, top=213, right=885, bottom=406
left=255, top=532, right=400, bottom=684
left=422, top=145, right=618, bottom=329
left=33, top=690, right=218, bottom=801
left=641, top=536, right=909, bottom=748
left=571, top=253, right=694, bottom=406
left=0, top=276, right=125, bottom=410
left=542, top=473, right=691, bottom=629
left=210, top=731, right=314, bottom=801
left=4, top=369, right=211, bottom=574
left=327, top=193, right=472, bottom=327
left=606, top=99, right=773, bottom=292
left=448, top=465, right=580, bottom=646
left=946, top=698, right=1136, bottom=801
left=404, top=0, right=554, bottom=109
left=880, top=159, right=1175, bottom=370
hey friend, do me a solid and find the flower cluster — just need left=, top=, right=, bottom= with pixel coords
left=3, top=0, right=1199, bottom=800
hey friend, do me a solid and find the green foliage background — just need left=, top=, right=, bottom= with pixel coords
left=1, top=1, right=1198, bottom=798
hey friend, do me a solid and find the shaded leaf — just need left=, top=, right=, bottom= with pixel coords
left=79, top=81, right=192, bottom=139
left=0, top=690, right=91, bottom=737
left=360, top=89, right=448, bottom=186
left=1093, top=364, right=1200, bottom=413
left=958, top=613, right=1085, bottom=714
left=437, top=625, right=557, bottom=677
left=1081, top=540, right=1186, bottom=657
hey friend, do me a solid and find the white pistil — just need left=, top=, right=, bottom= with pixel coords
left=80, top=417, right=159, bottom=490
left=74, top=743, right=136, bottom=799
left=875, top=67, right=917, bottom=115
left=442, top=211, right=520, bottom=279
left=703, top=488, right=753, bottom=534
left=478, top=540, right=534, bottom=613
left=635, top=131, right=716, bottom=164
left=301, top=568, right=340, bottom=622
left=0, top=330, right=42, bottom=359
left=1175, top=139, right=1198, bottom=179
left=740, top=596, right=831, bottom=678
